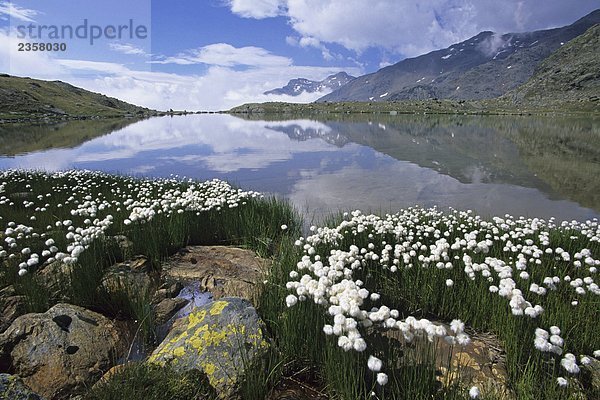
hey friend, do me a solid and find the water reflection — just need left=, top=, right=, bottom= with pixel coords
left=0, top=113, right=598, bottom=222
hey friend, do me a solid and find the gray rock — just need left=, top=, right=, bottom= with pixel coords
left=0, top=373, right=45, bottom=400
left=0, top=303, right=122, bottom=400
left=148, top=297, right=269, bottom=398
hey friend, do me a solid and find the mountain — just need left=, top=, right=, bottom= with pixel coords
left=264, top=72, right=355, bottom=96
left=0, top=74, right=153, bottom=121
left=504, top=24, right=600, bottom=106
left=317, top=10, right=600, bottom=103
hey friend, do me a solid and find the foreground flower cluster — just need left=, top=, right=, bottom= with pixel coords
left=0, top=169, right=261, bottom=276
left=285, top=207, right=600, bottom=390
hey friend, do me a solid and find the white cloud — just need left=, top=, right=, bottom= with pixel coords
left=66, top=62, right=360, bottom=111
left=227, top=0, right=286, bottom=19
left=109, top=43, right=147, bottom=56
left=1, top=29, right=361, bottom=111
left=0, top=1, right=38, bottom=22
left=0, top=29, right=68, bottom=77
left=229, top=0, right=600, bottom=58
left=284, top=0, right=481, bottom=57
left=286, top=35, right=335, bottom=60
left=156, top=43, right=292, bottom=67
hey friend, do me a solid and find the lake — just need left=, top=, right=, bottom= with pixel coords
left=1, top=113, right=599, bottom=222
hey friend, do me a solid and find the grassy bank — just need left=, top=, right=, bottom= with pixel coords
left=1, top=169, right=599, bottom=399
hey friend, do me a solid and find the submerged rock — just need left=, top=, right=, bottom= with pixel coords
left=148, top=297, right=269, bottom=398
left=0, top=373, right=45, bottom=400
left=0, top=303, right=122, bottom=400
left=161, top=246, right=271, bottom=304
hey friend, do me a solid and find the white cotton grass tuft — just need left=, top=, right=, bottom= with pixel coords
left=285, top=294, right=298, bottom=307
left=560, top=353, right=580, bottom=374
left=469, top=386, right=480, bottom=398
left=376, top=372, right=388, bottom=386
left=557, top=377, right=568, bottom=387
left=367, top=355, right=383, bottom=372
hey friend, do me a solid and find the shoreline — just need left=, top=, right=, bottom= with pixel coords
left=227, top=99, right=600, bottom=117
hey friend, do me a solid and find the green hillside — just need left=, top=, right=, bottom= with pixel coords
left=0, top=74, right=154, bottom=121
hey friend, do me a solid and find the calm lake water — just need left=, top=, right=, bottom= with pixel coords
left=1, top=113, right=599, bottom=222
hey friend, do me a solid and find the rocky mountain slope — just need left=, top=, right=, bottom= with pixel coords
left=0, top=74, right=153, bottom=121
left=504, top=24, right=600, bottom=106
left=264, top=72, right=355, bottom=96
left=317, top=10, right=600, bottom=103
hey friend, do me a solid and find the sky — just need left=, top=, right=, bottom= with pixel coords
left=0, top=0, right=598, bottom=111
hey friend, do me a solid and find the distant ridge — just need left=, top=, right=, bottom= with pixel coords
left=264, top=72, right=355, bottom=96
left=317, top=10, right=600, bottom=103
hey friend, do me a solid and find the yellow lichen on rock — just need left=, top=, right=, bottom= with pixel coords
left=210, top=300, right=228, bottom=316
left=148, top=297, right=269, bottom=398
left=187, top=309, right=207, bottom=329
left=173, top=346, right=185, bottom=357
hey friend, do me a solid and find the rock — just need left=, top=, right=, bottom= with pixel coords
left=0, top=286, right=27, bottom=333
left=152, top=281, right=183, bottom=304
left=153, top=297, right=189, bottom=325
left=267, top=375, right=327, bottom=400
left=0, top=373, right=45, bottom=400
left=102, top=258, right=156, bottom=300
left=148, top=297, right=269, bottom=398
left=35, top=262, right=74, bottom=302
left=0, top=303, right=122, bottom=399
left=161, top=246, right=271, bottom=304
left=380, top=324, right=512, bottom=399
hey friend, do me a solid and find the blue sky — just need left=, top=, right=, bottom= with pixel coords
left=1, top=0, right=598, bottom=110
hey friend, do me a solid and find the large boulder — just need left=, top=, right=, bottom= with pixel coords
left=0, top=303, right=122, bottom=399
left=0, top=373, right=45, bottom=400
left=148, top=297, right=269, bottom=398
left=161, top=246, right=270, bottom=304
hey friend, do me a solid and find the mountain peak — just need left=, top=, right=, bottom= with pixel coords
left=264, top=72, right=356, bottom=96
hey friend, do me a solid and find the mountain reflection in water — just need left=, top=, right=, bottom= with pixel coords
left=1, top=113, right=598, bottom=222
